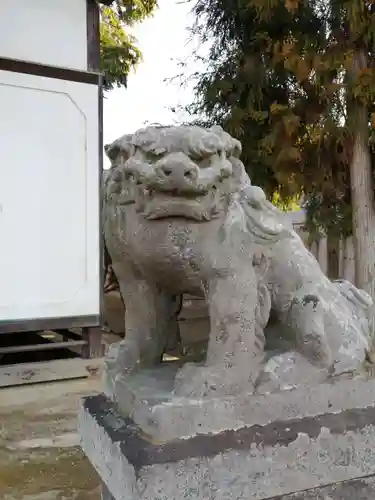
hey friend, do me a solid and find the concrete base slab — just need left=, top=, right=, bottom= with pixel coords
left=108, top=362, right=375, bottom=442
left=270, top=476, right=375, bottom=499
left=101, top=482, right=115, bottom=500
left=78, top=387, right=375, bottom=500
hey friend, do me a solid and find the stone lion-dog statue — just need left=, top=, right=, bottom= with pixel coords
left=103, top=124, right=373, bottom=397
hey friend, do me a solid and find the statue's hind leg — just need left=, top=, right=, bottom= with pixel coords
left=104, top=264, right=174, bottom=395
left=162, top=295, right=184, bottom=361
left=255, top=290, right=332, bottom=394
left=287, top=292, right=333, bottom=367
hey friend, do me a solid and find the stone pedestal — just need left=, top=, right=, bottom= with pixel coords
left=78, top=364, right=375, bottom=500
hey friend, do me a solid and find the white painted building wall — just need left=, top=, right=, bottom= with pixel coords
left=0, top=0, right=88, bottom=71
left=0, top=0, right=101, bottom=327
left=0, top=71, right=100, bottom=323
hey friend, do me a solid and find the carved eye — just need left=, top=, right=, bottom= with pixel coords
left=195, top=157, right=212, bottom=169
left=109, top=181, right=122, bottom=195
left=111, top=169, right=123, bottom=183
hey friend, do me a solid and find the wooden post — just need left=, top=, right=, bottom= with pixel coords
left=87, top=0, right=101, bottom=71
left=327, top=231, right=340, bottom=280
left=82, top=327, right=105, bottom=358
left=317, top=235, right=328, bottom=275
left=309, top=240, right=318, bottom=259
left=343, top=236, right=356, bottom=283
left=83, top=0, right=104, bottom=358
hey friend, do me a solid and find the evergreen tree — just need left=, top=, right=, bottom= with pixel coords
left=100, top=0, right=157, bottom=90
left=187, top=0, right=375, bottom=295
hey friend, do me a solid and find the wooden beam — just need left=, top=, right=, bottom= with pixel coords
left=0, top=340, right=86, bottom=355
left=0, top=357, right=103, bottom=388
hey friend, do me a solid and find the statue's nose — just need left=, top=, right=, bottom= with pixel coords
left=156, top=154, right=199, bottom=183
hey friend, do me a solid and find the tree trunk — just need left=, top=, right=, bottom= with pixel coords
left=348, top=51, right=375, bottom=298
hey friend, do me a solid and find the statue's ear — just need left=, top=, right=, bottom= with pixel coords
left=104, top=134, right=134, bottom=165
left=231, top=139, right=242, bottom=158
left=229, top=157, right=251, bottom=188
left=105, top=144, right=120, bottom=163
left=210, top=125, right=224, bottom=134
left=209, top=125, right=242, bottom=158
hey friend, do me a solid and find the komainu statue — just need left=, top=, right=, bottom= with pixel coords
left=103, top=124, right=373, bottom=397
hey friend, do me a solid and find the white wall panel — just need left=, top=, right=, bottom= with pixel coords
left=0, top=70, right=100, bottom=323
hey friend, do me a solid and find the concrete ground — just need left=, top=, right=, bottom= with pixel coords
left=0, top=298, right=210, bottom=500
left=0, top=378, right=102, bottom=500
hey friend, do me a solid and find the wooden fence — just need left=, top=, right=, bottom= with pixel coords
left=286, top=210, right=355, bottom=283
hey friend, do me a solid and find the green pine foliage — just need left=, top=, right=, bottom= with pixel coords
left=185, top=0, right=375, bottom=234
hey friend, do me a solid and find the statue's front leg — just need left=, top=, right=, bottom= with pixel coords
left=174, top=266, right=265, bottom=397
left=104, top=265, right=173, bottom=394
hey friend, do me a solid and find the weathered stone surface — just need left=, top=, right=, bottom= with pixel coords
left=109, top=364, right=375, bottom=441
left=103, top=124, right=374, bottom=399
left=101, top=482, right=115, bottom=500
left=78, top=389, right=375, bottom=500
left=81, top=124, right=375, bottom=500
left=270, top=476, right=375, bottom=499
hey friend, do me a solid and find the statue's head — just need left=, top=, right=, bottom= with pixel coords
left=104, top=125, right=244, bottom=221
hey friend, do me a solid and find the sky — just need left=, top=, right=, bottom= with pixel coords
left=103, top=0, right=200, bottom=167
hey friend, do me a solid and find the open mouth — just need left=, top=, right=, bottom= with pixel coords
left=138, top=187, right=220, bottom=221
left=145, top=188, right=209, bottom=200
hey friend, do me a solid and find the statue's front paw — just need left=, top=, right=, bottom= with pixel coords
left=114, top=339, right=140, bottom=374
left=173, top=363, right=226, bottom=398
left=255, top=351, right=327, bottom=395
left=173, top=362, right=211, bottom=398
